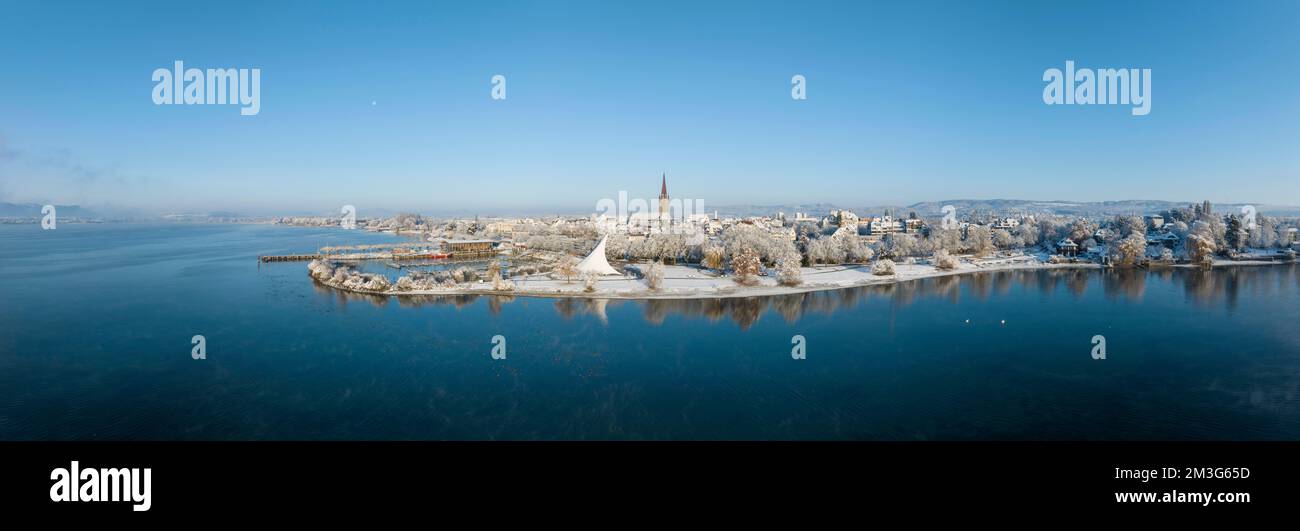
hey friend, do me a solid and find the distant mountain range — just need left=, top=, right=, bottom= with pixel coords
left=0, top=202, right=100, bottom=218
left=713, top=199, right=1300, bottom=218
left=5, top=199, right=1299, bottom=221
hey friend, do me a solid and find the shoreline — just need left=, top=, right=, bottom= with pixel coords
left=308, top=256, right=1294, bottom=301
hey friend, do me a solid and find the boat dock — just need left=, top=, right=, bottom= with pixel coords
left=259, top=254, right=322, bottom=262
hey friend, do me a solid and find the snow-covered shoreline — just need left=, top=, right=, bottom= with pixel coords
left=300, top=255, right=1292, bottom=301
left=307, top=253, right=1295, bottom=301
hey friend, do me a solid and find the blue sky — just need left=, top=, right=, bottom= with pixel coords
left=1, top=0, right=1297, bottom=215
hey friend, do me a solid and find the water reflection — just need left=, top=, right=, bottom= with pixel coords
left=316, top=265, right=1298, bottom=325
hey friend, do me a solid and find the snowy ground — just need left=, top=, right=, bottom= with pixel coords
left=344, top=256, right=1098, bottom=300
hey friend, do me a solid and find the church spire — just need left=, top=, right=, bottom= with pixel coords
left=660, top=173, right=668, bottom=198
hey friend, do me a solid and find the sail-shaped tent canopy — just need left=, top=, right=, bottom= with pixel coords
left=576, top=236, right=621, bottom=276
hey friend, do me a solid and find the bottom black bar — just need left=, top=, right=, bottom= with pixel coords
left=1, top=441, right=1292, bottom=518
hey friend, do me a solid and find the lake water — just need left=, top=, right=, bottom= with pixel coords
left=1, top=223, right=1298, bottom=440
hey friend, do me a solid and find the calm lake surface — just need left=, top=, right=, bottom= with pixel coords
left=2, top=223, right=1298, bottom=440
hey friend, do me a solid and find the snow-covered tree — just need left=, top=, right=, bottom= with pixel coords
left=776, top=253, right=802, bottom=286
left=1225, top=215, right=1246, bottom=251
left=702, top=244, right=725, bottom=270
left=1187, top=232, right=1216, bottom=266
left=1068, top=218, right=1098, bottom=245
left=1015, top=222, right=1040, bottom=248
left=732, top=247, right=762, bottom=285
left=927, top=228, right=964, bottom=253
left=1109, top=233, right=1147, bottom=267
left=992, top=229, right=1016, bottom=250
left=964, top=225, right=994, bottom=257
left=881, top=233, right=917, bottom=258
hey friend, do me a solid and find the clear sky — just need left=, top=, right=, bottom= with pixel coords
left=1, top=0, right=1297, bottom=215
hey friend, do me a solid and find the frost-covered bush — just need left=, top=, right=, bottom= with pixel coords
left=871, top=258, right=896, bottom=276
left=933, top=249, right=958, bottom=271
left=394, top=276, right=415, bottom=291
left=644, top=261, right=665, bottom=290
left=307, top=260, right=336, bottom=281
left=362, top=275, right=391, bottom=291
left=493, top=276, right=515, bottom=291
left=776, top=254, right=802, bottom=286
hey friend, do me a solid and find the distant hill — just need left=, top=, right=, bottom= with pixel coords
left=901, top=199, right=1300, bottom=217
left=0, top=202, right=100, bottom=219
left=712, top=199, right=1300, bottom=218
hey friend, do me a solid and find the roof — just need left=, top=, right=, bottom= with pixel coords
left=576, top=236, right=621, bottom=276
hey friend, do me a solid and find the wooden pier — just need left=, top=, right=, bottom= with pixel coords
left=259, top=254, right=322, bottom=262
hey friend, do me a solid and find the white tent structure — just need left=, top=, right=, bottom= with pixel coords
left=576, top=236, right=621, bottom=276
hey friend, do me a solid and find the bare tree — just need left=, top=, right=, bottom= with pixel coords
left=555, top=255, right=579, bottom=283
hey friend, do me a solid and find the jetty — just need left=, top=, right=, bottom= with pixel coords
left=259, top=254, right=322, bottom=262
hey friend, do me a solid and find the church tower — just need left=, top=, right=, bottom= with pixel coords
left=658, top=173, right=671, bottom=222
